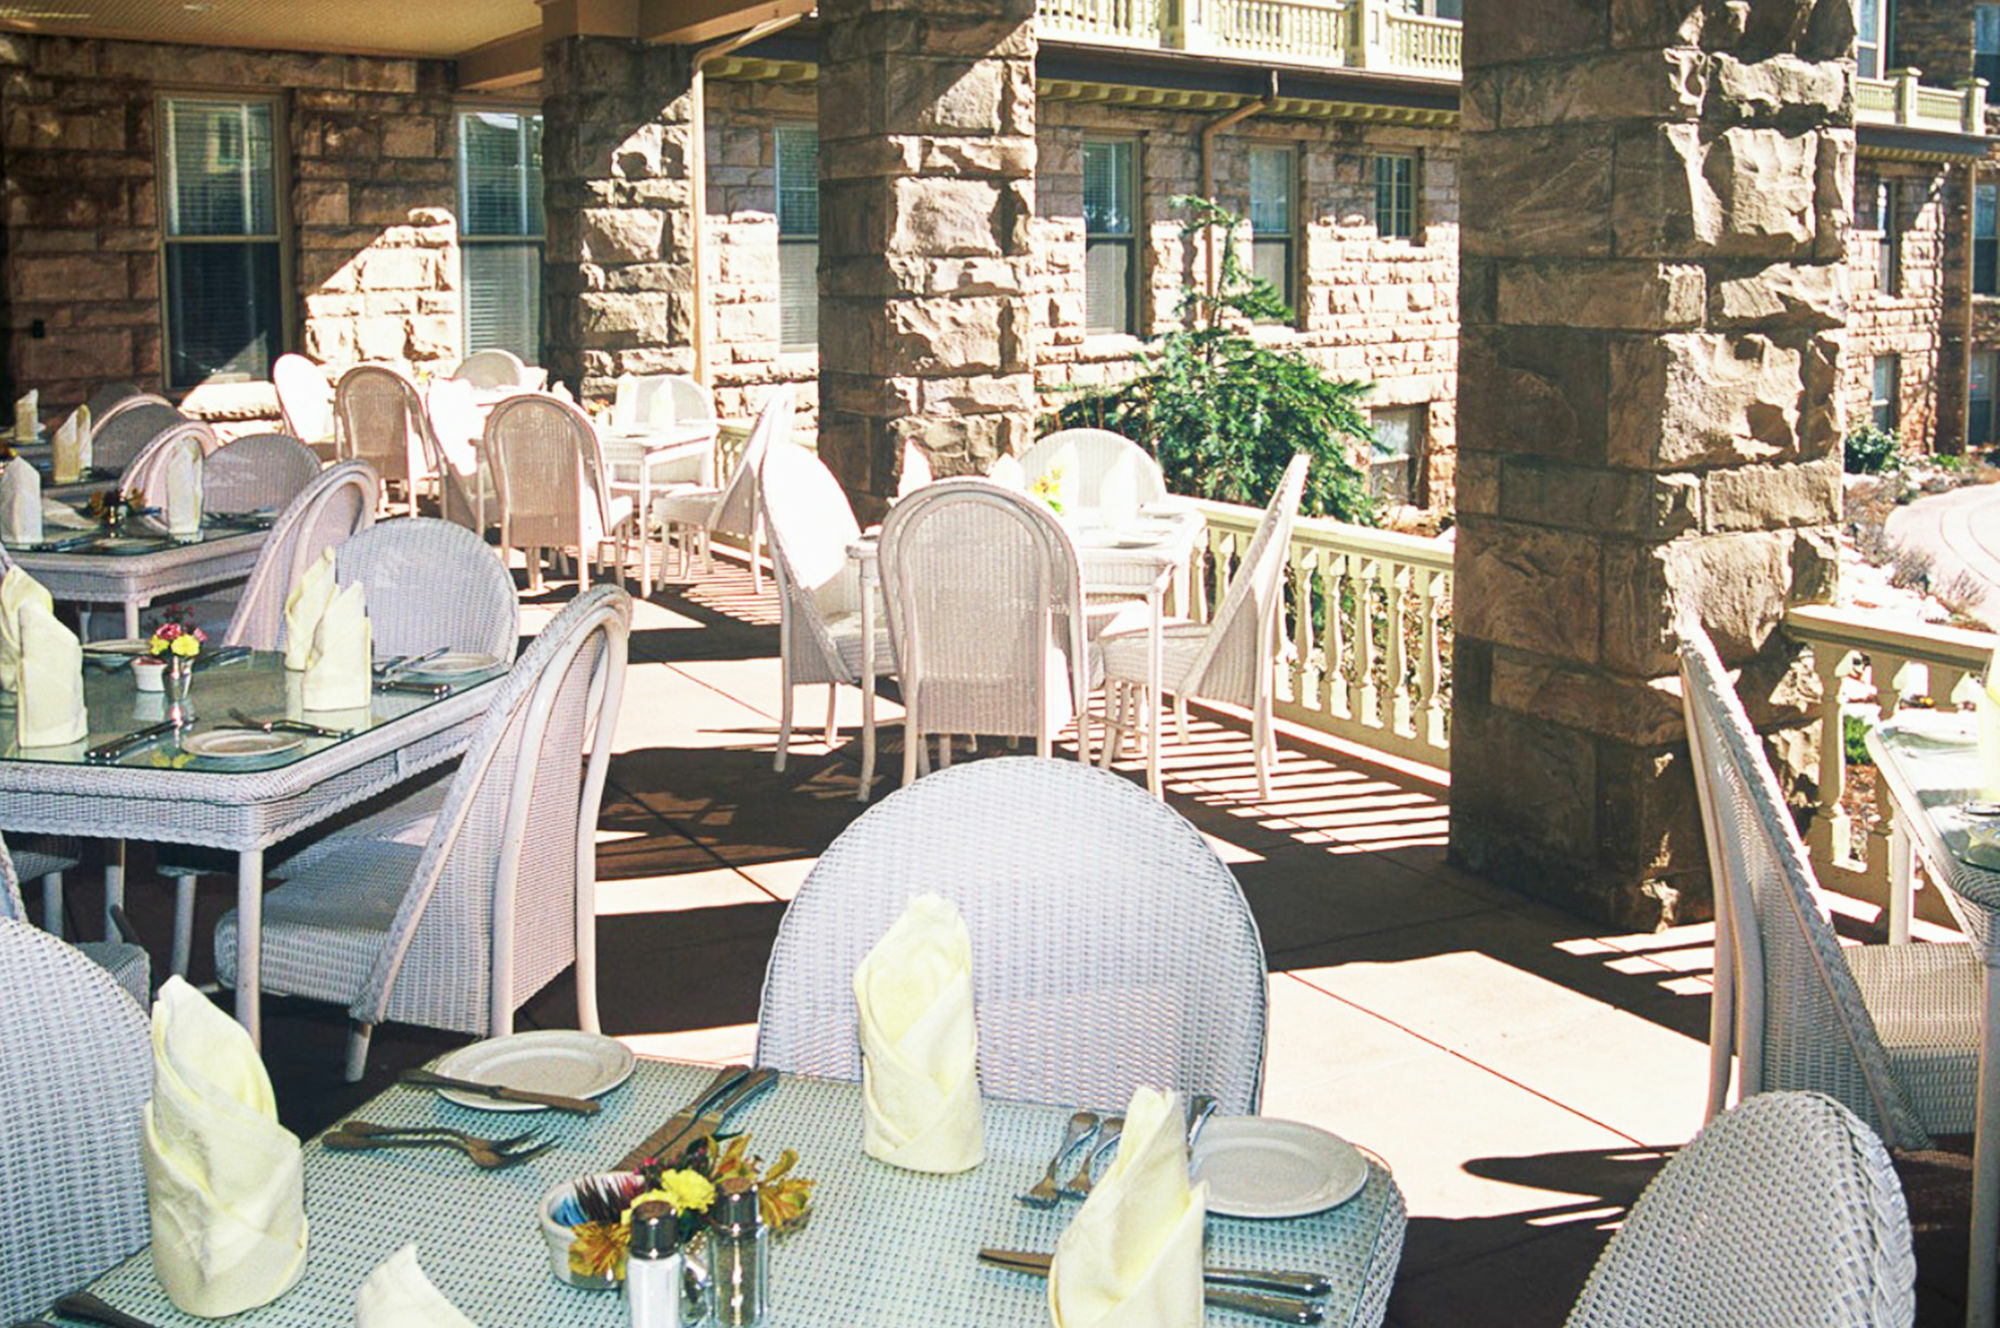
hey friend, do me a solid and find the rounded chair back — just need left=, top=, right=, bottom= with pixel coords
left=334, top=516, right=519, bottom=661
left=484, top=394, right=615, bottom=554
left=225, top=460, right=379, bottom=650
left=92, top=399, right=183, bottom=474
left=712, top=385, right=795, bottom=536
left=272, top=353, right=334, bottom=444
left=452, top=349, right=530, bottom=391
left=201, top=432, right=322, bottom=515
left=118, top=418, right=219, bottom=507
left=756, top=757, right=1270, bottom=1112
left=84, top=381, right=143, bottom=422
left=334, top=364, right=425, bottom=487
left=1019, top=428, right=1166, bottom=522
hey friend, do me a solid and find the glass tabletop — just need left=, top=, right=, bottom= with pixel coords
left=0, top=649, right=505, bottom=772
left=3, top=510, right=270, bottom=557
left=1871, top=712, right=2000, bottom=871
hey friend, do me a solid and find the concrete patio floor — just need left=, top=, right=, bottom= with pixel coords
left=100, top=553, right=1976, bottom=1327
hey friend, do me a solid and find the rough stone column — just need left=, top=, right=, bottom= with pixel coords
left=1450, top=1, right=1852, bottom=929
left=816, top=0, right=1037, bottom=511
left=541, top=37, right=695, bottom=399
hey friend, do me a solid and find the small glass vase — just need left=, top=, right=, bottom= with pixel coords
left=164, top=655, right=194, bottom=727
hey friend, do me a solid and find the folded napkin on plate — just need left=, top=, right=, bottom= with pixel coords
left=52, top=404, right=90, bottom=484
left=283, top=548, right=337, bottom=671
left=0, top=566, right=50, bottom=695
left=16, top=600, right=86, bottom=748
left=1048, top=1086, right=1206, bottom=1328
left=303, top=580, right=371, bottom=712
left=164, top=434, right=203, bottom=537
left=143, top=977, right=307, bottom=1316
left=855, top=893, right=984, bottom=1174
left=989, top=454, right=1027, bottom=491
left=13, top=389, right=36, bottom=442
left=2, top=455, right=42, bottom=546
left=355, top=1244, right=480, bottom=1328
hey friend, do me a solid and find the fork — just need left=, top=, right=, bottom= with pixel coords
left=1020, top=1110, right=1099, bottom=1209
left=337, top=1118, right=541, bottom=1152
left=225, top=707, right=350, bottom=739
left=322, top=1129, right=552, bottom=1170
left=1060, top=1115, right=1123, bottom=1198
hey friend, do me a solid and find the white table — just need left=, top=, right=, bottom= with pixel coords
left=847, top=503, right=1206, bottom=801
left=599, top=422, right=719, bottom=595
left=0, top=650, right=504, bottom=1044
left=1866, top=716, right=2000, bottom=1328
left=7, top=519, right=268, bottom=637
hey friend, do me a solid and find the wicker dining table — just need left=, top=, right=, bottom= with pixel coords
left=74, top=1057, right=1407, bottom=1328
left=0, top=650, right=506, bottom=1043
left=5, top=515, right=269, bottom=637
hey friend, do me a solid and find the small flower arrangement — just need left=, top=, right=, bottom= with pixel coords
left=561, top=1134, right=815, bottom=1283
left=149, top=607, right=206, bottom=661
left=88, top=491, right=128, bottom=528
left=1030, top=466, right=1064, bottom=514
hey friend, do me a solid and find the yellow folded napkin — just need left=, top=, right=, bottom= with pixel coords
left=2, top=455, right=42, bottom=545
left=164, top=434, right=204, bottom=537
left=16, top=600, right=86, bottom=748
left=0, top=565, right=51, bottom=694
left=1048, top=1087, right=1206, bottom=1328
left=283, top=548, right=337, bottom=671
left=356, top=1245, right=480, bottom=1328
left=52, top=404, right=89, bottom=484
left=143, top=977, right=308, bottom=1316
left=14, top=389, right=36, bottom=442
left=303, top=581, right=371, bottom=712
left=854, top=893, right=984, bottom=1174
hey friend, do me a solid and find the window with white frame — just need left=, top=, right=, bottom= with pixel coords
left=1855, top=173, right=1900, bottom=296
left=1972, top=350, right=1997, bottom=448
left=160, top=96, right=284, bottom=389
left=458, top=110, right=544, bottom=363
left=1872, top=354, right=1900, bottom=434
left=1368, top=405, right=1424, bottom=505
left=1248, top=144, right=1295, bottom=316
left=1374, top=154, right=1417, bottom=243
left=1857, top=0, right=1892, bottom=79
left=775, top=123, right=819, bottom=351
left=1980, top=5, right=2000, bottom=88
left=1084, top=138, right=1138, bottom=335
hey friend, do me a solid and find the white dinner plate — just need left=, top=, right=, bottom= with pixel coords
left=401, top=651, right=503, bottom=682
left=180, top=730, right=304, bottom=760
left=83, top=637, right=153, bottom=656
left=430, top=1030, right=635, bottom=1112
left=1192, top=1116, right=1370, bottom=1219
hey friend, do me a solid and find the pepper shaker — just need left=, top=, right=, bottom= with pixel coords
left=627, top=1201, right=683, bottom=1328
left=708, top=1179, right=768, bottom=1326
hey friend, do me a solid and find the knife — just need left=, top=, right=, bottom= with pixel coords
left=980, top=1248, right=1332, bottom=1308
left=85, top=719, right=178, bottom=763
left=400, top=1067, right=602, bottom=1115
left=616, top=1065, right=776, bottom=1169
left=50, top=1291, right=159, bottom=1328
left=376, top=679, right=453, bottom=698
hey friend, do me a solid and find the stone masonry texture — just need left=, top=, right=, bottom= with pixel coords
left=1450, top=0, right=1852, bottom=930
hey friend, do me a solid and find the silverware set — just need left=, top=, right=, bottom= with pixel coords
left=1019, top=1093, right=1219, bottom=1208
left=84, top=720, right=177, bottom=763
left=373, top=648, right=448, bottom=680
left=322, top=1119, right=554, bottom=1170
left=222, top=707, right=351, bottom=740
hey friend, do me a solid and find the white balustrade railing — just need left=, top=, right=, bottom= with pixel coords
left=1205, top=0, right=1349, bottom=64
left=1034, top=0, right=1463, bottom=77
left=1036, top=0, right=1161, bottom=46
left=1187, top=497, right=1453, bottom=767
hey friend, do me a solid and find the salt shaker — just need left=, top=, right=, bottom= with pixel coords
left=627, top=1201, right=683, bottom=1328
left=708, top=1179, right=768, bottom=1327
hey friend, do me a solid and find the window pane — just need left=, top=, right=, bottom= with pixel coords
left=1857, top=0, right=1881, bottom=77
left=1431, top=0, right=1461, bottom=16
left=1375, top=156, right=1414, bottom=239
left=776, top=126, right=819, bottom=237
left=1974, top=352, right=1997, bottom=447
left=1872, top=355, right=1899, bottom=433
left=166, top=241, right=282, bottom=385
left=779, top=241, right=818, bottom=349
left=1369, top=406, right=1421, bottom=504
left=460, top=111, right=542, bottom=239
left=1980, top=3, right=2000, bottom=50
left=1249, top=147, right=1291, bottom=235
left=1085, top=238, right=1131, bottom=334
left=165, top=99, right=275, bottom=237
left=1083, top=141, right=1133, bottom=236
left=1251, top=238, right=1291, bottom=306
left=464, top=242, right=542, bottom=361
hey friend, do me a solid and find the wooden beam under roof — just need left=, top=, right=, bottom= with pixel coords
left=468, top=0, right=810, bottom=86
left=638, top=0, right=813, bottom=46
left=458, top=28, right=544, bottom=90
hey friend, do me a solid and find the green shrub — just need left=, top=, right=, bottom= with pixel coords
left=1053, top=197, right=1375, bottom=522
left=1844, top=426, right=1902, bottom=475
left=1844, top=713, right=1874, bottom=767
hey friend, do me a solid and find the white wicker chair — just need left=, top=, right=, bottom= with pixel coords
left=610, top=372, right=714, bottom=435
left=758, top=440, right=894, bottom=784
left=223, top=461, right=379, bottom=652
left=1100, top=453, right=1307, bottom=799
left=878, top=478, right=1091, bottom=785
left=895, top=439, right=934, bottom=501
left=214, top=584, right=630, bottom=1079
left=273, top=353, right=335, bottom=449
left=0, top=918, right=151, bottom=1323
left=1678, top=619, right=1978, bottom=1149
left=201, top=432, right=322, bottom=515
left=92, top=397, right=181, bottom=474
left=1564, top=1091, right=1914, bottom=1328
left=423, top=376, right=494, bottom=534
left=603, top=372, right=718, bottom=595
left=1018, top=428, right=1166, bottom=523
left=334, top=517, right=519, bottom=663
left=83, top=381, right=143, bottom=423
left=452, top=348, right=533, bottom=391
left=484, top=394, right=634, bottom=593
left=0, top=833, right=145, bottom=1006
left=654, top=385, right=792, bottom=590
left=756, top=756, right=1269, bottom=1111
left=334, top=364, right=428, bottom=515
left=117, top=418, right=220, bottom=510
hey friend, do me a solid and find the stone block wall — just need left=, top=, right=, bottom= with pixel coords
left=1841, top=159, right=1951, bottom=446
left=0, top=34, right=466, bottom=411
left=1894, top=0, right=1977, bottom=86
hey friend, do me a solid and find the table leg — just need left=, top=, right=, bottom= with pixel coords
left=1889, top=818, right=1915, bottom=945
left=639, top=467, right=654, bottom=598
left=1972, top=967, right=2000, bottom=1328
left=857, top=560, right=878, bottom=804
left=104, top=839, right=125, bottom=941
left=1147, top=583, right=1164, bottom=798
left=123, top=601, right=140, bottom=638
left=235, top=846, right=264, bottom=1044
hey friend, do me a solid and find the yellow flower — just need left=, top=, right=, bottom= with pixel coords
left=170, top=634, right=200, bottom=658
left=631, top=1169, right=716, bottom=1215
left=567, top=1221, right=630, bottom=1280
left=149, top=639, right=169, bottom=656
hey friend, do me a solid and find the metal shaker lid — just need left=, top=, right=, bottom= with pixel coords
left=716, top=1178, right=761, bottom=1230
left=630, top=1200, right=680, bottom=1258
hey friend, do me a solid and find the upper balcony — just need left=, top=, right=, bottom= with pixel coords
left=1856, top=69, right=1989, bottom=135
left=1036, top=0, right=1462, bottom=81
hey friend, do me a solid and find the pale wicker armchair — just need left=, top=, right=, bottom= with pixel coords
left=273, top=353, right=335, bottom=450
left=223, top=461, right=378, bottom=652
left=484, top=394, right=633, bottom=592
left=423, top=376, right=494, bottom=534
left=1564, top=1091, right=1914, bottom=1328
left=0, top=918, right=151, bottom=1323
left=117, top=418, right=219, bottom=509
left=1100, top=453, right=1307, bottom=799
left=334, top=364, right=428, bottom=515
left=0, top=834, right=145, bottom=1006
left=214, top=585, right=630, bottom=1079
left=758, top=440, right=893, bottom=784
left=895, top=438, right=934, bottom=501
left=654, top=385, right=793, bottom=590
left=1019, top=428, right=1166, bottom=522
left=1678, top=620, right=1978, bottom=1148
left=201, top=432, right=322, bottom=515
left=334, top=517, right=519, bottom=662
left=83, top=380, right=143, bottom=422
left=92, top=397, right=181, bottom=474
left=604, top=372, right=718, bottom=594
left=452, top=347, right=535, bottom=391
left=879, top=478, right=1090, bottom=785
left=756, top=756, right=1269, bottom=1112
